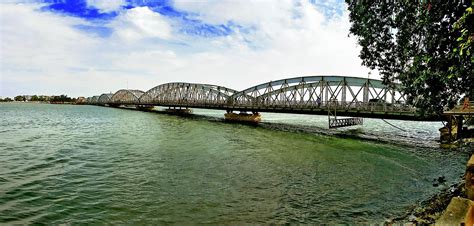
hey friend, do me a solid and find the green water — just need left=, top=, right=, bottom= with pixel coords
left=0, top=103, right=468, bottom=224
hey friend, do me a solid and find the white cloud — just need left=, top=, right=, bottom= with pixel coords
left=0, top=3, right=102, bottom=96
left=86, top=0, right=125, bottom=13
left=163, top=0, right=373, bottom=88
left=111, top=7, right=172, bottom=41
left=173, top=0, right=295, bottom=26
left=0, top=1, right=374, bottom=98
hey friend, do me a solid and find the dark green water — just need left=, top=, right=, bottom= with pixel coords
left=0, top=103, right=468, bottom=224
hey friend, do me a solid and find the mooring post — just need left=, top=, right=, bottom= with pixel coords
left=448, top=116, right=453, bottom=141
left=457, top=116, right=464, bottom=140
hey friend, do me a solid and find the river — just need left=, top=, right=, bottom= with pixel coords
left=0, top=103, right=468, bottom=224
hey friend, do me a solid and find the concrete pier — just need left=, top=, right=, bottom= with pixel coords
left=136, top=105, right=154, bottom=111
left=164, top=107, right=192, bottom=114
left=224, top=111, right=261, bottom=123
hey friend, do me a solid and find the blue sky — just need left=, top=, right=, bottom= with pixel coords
left=41, top=0, right=236, bottom=38
left=0, top=0, right=371, bottom=97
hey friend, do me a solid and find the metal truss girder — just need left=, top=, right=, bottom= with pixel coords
left=98, top=93, right=113, bottom=104
left=111, top=89, right=144, bottom=104
left=139, top=82, right=237, bottom=106
left=84, top=75, right=418, bottom=116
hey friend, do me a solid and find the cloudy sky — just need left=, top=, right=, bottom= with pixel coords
left=0, top=0, right=374, bottom=98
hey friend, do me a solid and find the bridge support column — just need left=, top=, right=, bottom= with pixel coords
left=439, top=116, right=455, bottom=143
left=457, top=116, right=464, bottom=140
left=224, top=110, right=261, bottom=123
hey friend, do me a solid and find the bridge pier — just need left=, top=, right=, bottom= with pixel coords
left=107, top=103, right=121, bottom=108
left=164, top=107, right=192, bottom=114
left=136, top=105, right=154, bottom=111
left=224, top=110, right=261, bottom=123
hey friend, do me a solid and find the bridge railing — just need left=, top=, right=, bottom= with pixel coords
left=149, top=99, right=229, bottom=106
left=230, top=100, right=416, bottom=113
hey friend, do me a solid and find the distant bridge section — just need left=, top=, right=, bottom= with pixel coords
left=84, top=75, right=440, bottom=122
left=139, top=83, right=238, bottom=107
left=98, top=93, right=113, bottom=105
left=111, top=89, right=144, bottom=105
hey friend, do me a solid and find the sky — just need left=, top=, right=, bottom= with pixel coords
left=0, top=0, right=375, bottom=98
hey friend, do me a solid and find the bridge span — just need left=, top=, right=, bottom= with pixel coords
left=84, top=75, right=442, bottom=127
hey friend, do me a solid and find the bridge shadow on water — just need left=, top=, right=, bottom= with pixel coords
left=106, top=105, right=454, bottom=151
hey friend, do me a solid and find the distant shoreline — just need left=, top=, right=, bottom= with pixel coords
left=0, top=101, right=77, bottom=104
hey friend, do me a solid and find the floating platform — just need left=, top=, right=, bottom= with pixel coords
left=224, top=112, right=261, bottom=123
left=329, top=117, right=363, bottom=128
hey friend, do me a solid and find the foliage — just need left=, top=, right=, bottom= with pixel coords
left=346, top=1, right=473, bottom=115
left=0, top=97, right=13, bottom=102
left=51, top=95, right=74, bottom=102
left=10, top=95, right=75, bottom=102
left=14, top=95, right=25, bottom=101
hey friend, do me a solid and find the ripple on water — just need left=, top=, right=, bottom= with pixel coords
left=0, top=103, right=469, bottom=224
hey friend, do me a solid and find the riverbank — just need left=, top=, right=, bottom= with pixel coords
left=0, top=101, right=77, bottom=104
left=393, top=180, right=465, bottom=223
left=393, top=142, right=473, bottom=223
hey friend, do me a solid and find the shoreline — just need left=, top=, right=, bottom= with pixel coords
left=391, top=180, right=466, bottom=223
left=0, top=101, right=77, bottom=104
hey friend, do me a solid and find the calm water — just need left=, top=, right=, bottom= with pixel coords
left=0, top=103, right=468, bottom=224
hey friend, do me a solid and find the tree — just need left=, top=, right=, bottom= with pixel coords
left=31, top=95, right=39, bottom=101
left=51, top=95, right=73, bottom=102
left=345, top=1, right=473, bottom=116
left=14, top=95, right=25, bottom=101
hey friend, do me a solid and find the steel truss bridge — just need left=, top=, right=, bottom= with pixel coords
left=84, top=75, right=441, bottom=127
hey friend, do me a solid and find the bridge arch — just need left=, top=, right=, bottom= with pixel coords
left=139, top=83, right=238, bottom=106
left=98, top=93, right=113, bottom=105
left=229, top=75, right=410, bottom=111
left=90, top=95, right=100, bottom=104
left=111, top=89, right=144, bottom=104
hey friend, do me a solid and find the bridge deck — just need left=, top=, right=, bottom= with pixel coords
left=106, top=102, right=439, bottom=121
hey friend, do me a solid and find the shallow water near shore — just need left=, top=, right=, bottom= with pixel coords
left=0, top=103, right=469, bottom=224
